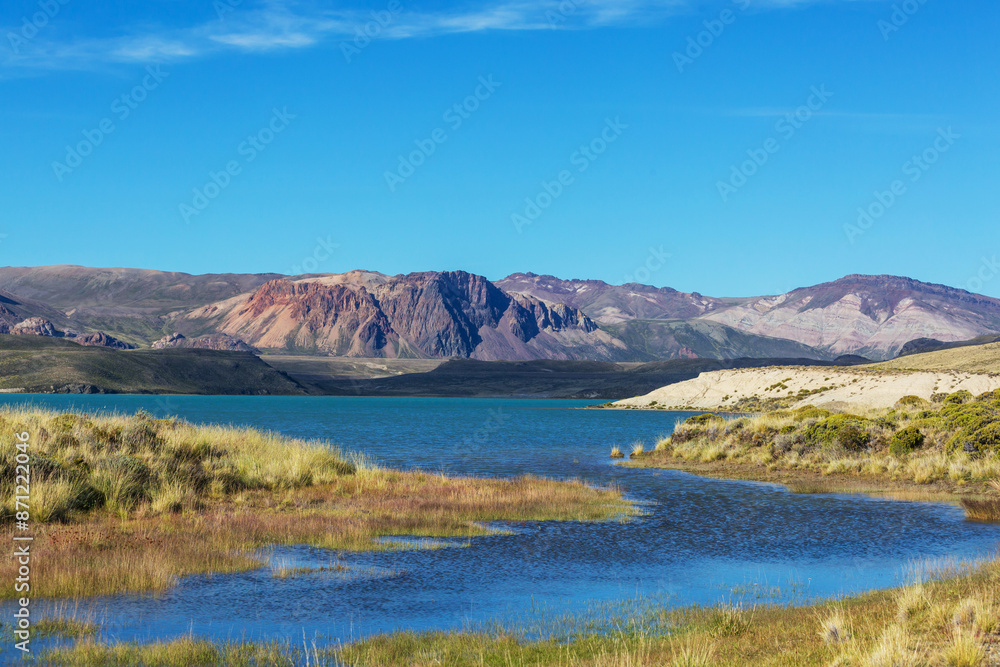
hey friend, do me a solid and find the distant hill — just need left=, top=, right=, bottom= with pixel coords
left=1, top=265, right=999, bottom=363
left=0, top=335, right=306, bottom=395
left=896, top=335, right=1000, bottom=357
left=296, top=356, right=869, bottom=399
left=875, top=339, right=1000, bottom=375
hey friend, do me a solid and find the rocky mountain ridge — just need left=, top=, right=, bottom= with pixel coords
left=0, top=265, right=997, bottom=361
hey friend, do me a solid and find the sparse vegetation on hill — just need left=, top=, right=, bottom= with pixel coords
left=0, top=335, right=306, bottom=394
left=629, top=390, right=1000, bottom=503
left=876, top=341, right=1000, bottom=375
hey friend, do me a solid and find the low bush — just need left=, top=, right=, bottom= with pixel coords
left=889, top=426, right=925, bottom=457
left=804, top=415, right=872, bottom=452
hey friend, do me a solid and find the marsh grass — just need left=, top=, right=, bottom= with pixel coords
left=896, top=584, right=930, bottom=623
left=818, top=608, right=853, bottom=645
left=942, top=629, right=985, bottom=667
left=0, top=409, right=635, bottom=599
left=41, top=556, right=1000, bottom=666
left=634, top=398, right=1000, bottom=512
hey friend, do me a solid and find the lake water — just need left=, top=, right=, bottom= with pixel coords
left=2, top=395, right=999, bottom=653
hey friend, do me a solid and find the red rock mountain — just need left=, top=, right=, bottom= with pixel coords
left=184, top=271, right=623, bottom=360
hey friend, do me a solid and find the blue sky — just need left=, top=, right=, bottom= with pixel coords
left=1, top=0, right=998, bottom=298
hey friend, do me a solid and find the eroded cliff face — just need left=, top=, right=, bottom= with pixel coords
left=186, top=271, right=620, bottom=360
left=497, top=272, right=721, bottom=324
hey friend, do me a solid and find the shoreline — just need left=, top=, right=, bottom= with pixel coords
left=0, top=407, right=636, bottom=601
left=30, top=553, right=1000, bottom=665
left=623, top=455, right=997, bottom=503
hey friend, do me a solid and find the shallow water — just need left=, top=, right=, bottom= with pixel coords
left=1, top=395, right=998, bottom=654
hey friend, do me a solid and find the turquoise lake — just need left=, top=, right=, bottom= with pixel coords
left=1, top=394, right=998, bottom=654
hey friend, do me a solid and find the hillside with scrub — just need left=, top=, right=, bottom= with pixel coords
left=875, top=341, right=1000, bottom=375
left=628, top=389, right=1000, bottom=513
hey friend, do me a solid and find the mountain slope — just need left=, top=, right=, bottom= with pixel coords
left=602, top=319, right=835, bottom=361
left=1, top=266, right=997, bottom=363
left=496, top=272, right=723, bottom=323
left=699, top=275, right=1000, bottom=359
left=183, top=271, right=630, bottom=361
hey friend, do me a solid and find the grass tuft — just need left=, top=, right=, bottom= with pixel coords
left=941, top=629, right=985, bottom=667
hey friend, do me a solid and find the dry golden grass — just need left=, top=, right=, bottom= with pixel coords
left=631, top=404, right=1000, bottom=511
left=40, top=556, right=1000, bottom=666
left=0, top=409, right=636, bottom=599
left=874, top=341, right=1000, bottom=375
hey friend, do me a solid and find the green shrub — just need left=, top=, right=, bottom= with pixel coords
left=794, top=407, right=831, bottom=422
left=944, top=390, right=974, bottom=405
left=962, top=423, right=1000, bottom=455
left=896, top=395, right=930, bottom=410
left=889, top=426, right=925, bottom=457
left=804, top=415, right=872, bottom=452
left=779, top=425, right=797, bottom=435
left=49, top=414, right=80, bottom=433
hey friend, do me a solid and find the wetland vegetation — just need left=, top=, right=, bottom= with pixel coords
left=0, top=408, right=635, bottom=600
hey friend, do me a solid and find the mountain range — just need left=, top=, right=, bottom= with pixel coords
left=1, top=265, right=998, bottom=362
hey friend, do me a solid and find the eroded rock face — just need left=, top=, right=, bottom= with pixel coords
left=187, top=271, right=614, bottom=360
left=11, top=317, right=61, bottom=337
left=152, top=333, right=187, bottom=349
left=152, top=333, right=258, bottom=353
left=497, top=272, right=722, bottom=324
left=66, top=331, right=135, bottom=350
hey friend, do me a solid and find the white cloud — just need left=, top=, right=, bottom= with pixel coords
left=0, top=0, right=877, bottom=73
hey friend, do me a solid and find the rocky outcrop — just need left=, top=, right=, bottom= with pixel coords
left=8, top=318, right=133, bottom=349
left=65, top=331, right=135, bottom=350
left=498, top=272, right=721, bottom=324
left=11, top=317, right=61, bottom=337
left=152, top=333, right=258, bottom=353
